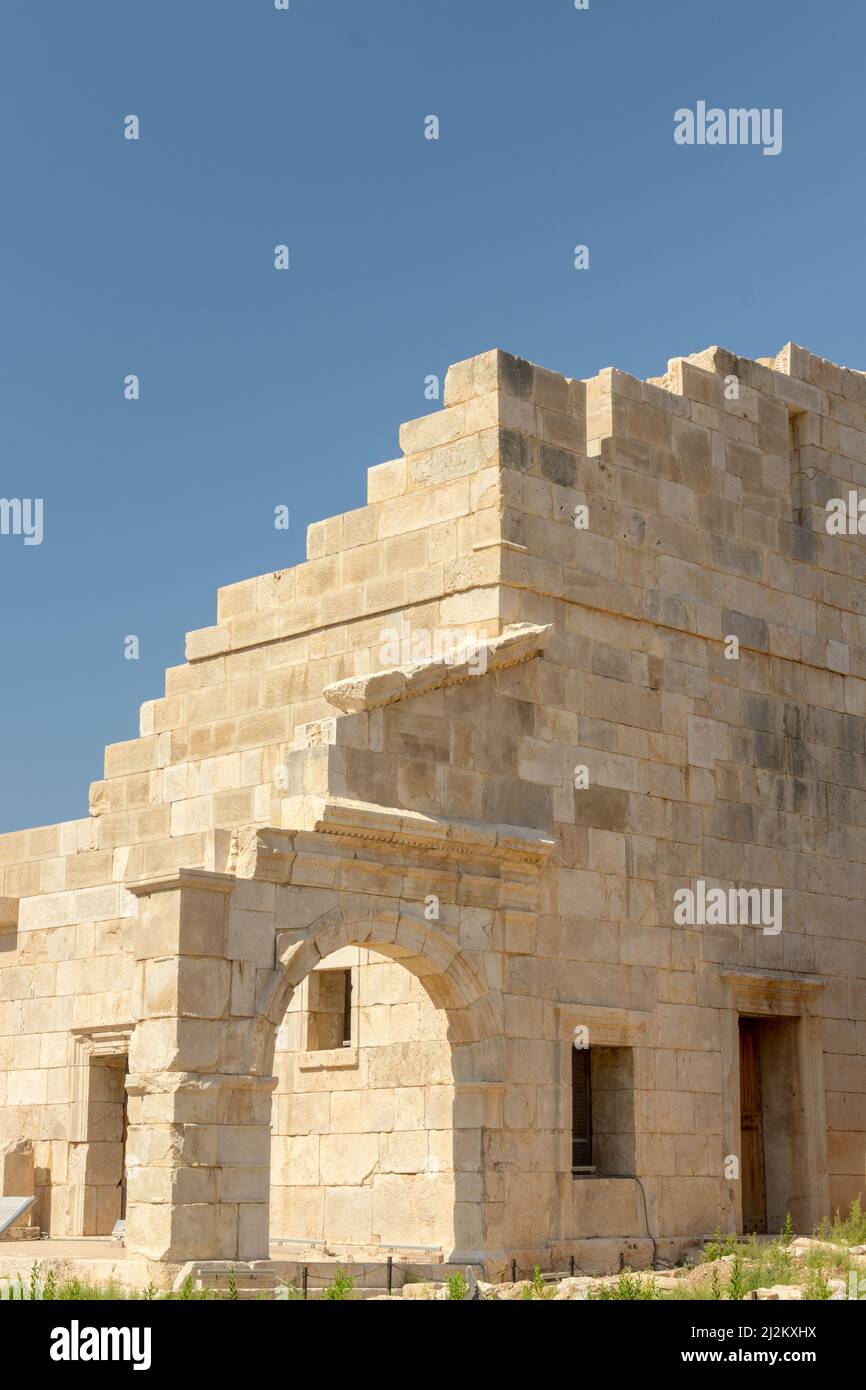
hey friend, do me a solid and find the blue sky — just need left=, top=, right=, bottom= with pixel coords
left=1, top=0, right=863, bottom=833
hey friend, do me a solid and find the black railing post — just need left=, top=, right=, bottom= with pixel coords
left=511, top=1258, right=517, bottom=1283
left=387, top=1256, right=393, bottom=1296
left=302, top=1266, right=308, bottom=1300
left=570, top=1255, right=575, bottom=1277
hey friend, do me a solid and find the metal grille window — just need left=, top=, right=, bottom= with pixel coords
left=341, top=968, right=352, bottom=1047
left=571, top=1046, right=593, bottom=1169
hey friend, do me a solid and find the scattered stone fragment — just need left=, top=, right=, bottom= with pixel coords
left=747, top=1285, right=804, bottom=1301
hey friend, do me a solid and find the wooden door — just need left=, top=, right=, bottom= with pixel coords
left=739, top=1018, right=767, bottom=1233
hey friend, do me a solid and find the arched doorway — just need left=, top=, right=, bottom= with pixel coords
left=257, top=911, right=504, bottom=1263
left=270, top=943, right=456, bottom=1256
left=124, top=874, right=510, bottom=1267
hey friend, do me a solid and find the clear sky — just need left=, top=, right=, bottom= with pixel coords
left=1, top=0, right=863, bottom=833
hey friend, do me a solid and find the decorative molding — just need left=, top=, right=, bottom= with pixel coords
left=70, top=1024, right=134, bottom=1063
left=126, top=869, right=236, bottom=898
left=68, top=1025, right=133, bottom=1236
left=322, top=622, right=553, bottom=713
left=70, top=1025, right=134, bottom=1140
left=312, top=799, right=555, bottom=866
left=719, top=1003, right=829, bottom=1234
left=720, top=968, right=826, bottom=1016
left=554, top=1004, right=656, bottom=1048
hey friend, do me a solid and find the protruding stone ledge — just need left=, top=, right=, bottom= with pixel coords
left=720, top=967, right=826, bottom=1015
left=126, top=869, right=237, bottom=898
left=322, top=622, right=553, bottom=713
left=554, top=1004, right=657, bottom=1048
left=311, top=798, right=555, bottom=865
left=239, top=805, right=553, bottom=876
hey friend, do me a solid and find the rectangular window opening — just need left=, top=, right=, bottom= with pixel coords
left=306, top=968, right=353, bottom=1051
left=571, top=1047, right=593, bottom=1170
left=572, top=1044, right=636, bottom=1177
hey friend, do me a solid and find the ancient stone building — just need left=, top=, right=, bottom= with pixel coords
left=1, top=340, right=865, bottom=1276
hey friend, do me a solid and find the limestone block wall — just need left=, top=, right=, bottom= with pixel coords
left=471, top=340, right=866, bottom=1233
left=270, top=949, right=455, bottom=1254
left=0, top=871, right=134, bottom=1235
left=0, top=338, right=864, bottom=1264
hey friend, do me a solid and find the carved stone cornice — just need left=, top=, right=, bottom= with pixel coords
left=312, top=798, right=554, bottom=866
left=235, top=807, right=552, bottom=914
left=322, top=622, right=553, bottom=713
left=554, top=1004, right=656, bottom=1047
left=720, top=967, right=826, bottom=1016
left=126, top=869, right=236, bottom=898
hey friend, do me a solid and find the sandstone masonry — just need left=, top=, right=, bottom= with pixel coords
left=1, top=341, right=864, bottom=1275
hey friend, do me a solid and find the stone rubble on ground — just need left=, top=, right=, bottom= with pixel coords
left=402, top=1235, right=866, bottom=1300
left=745, top=1285, right=804, bottom=1301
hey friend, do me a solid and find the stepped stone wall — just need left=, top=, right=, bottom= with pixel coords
left=0, top=339, right=864, bottom=1271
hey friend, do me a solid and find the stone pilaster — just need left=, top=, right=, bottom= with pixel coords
left=124, top=870, right=275, bottom=1263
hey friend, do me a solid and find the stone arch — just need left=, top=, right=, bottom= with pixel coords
left=258, top=907, right=505, bottom=1262
left=252, top=907, right=504, bottom=1082
left=123, top=871, right=511, bottom=1266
